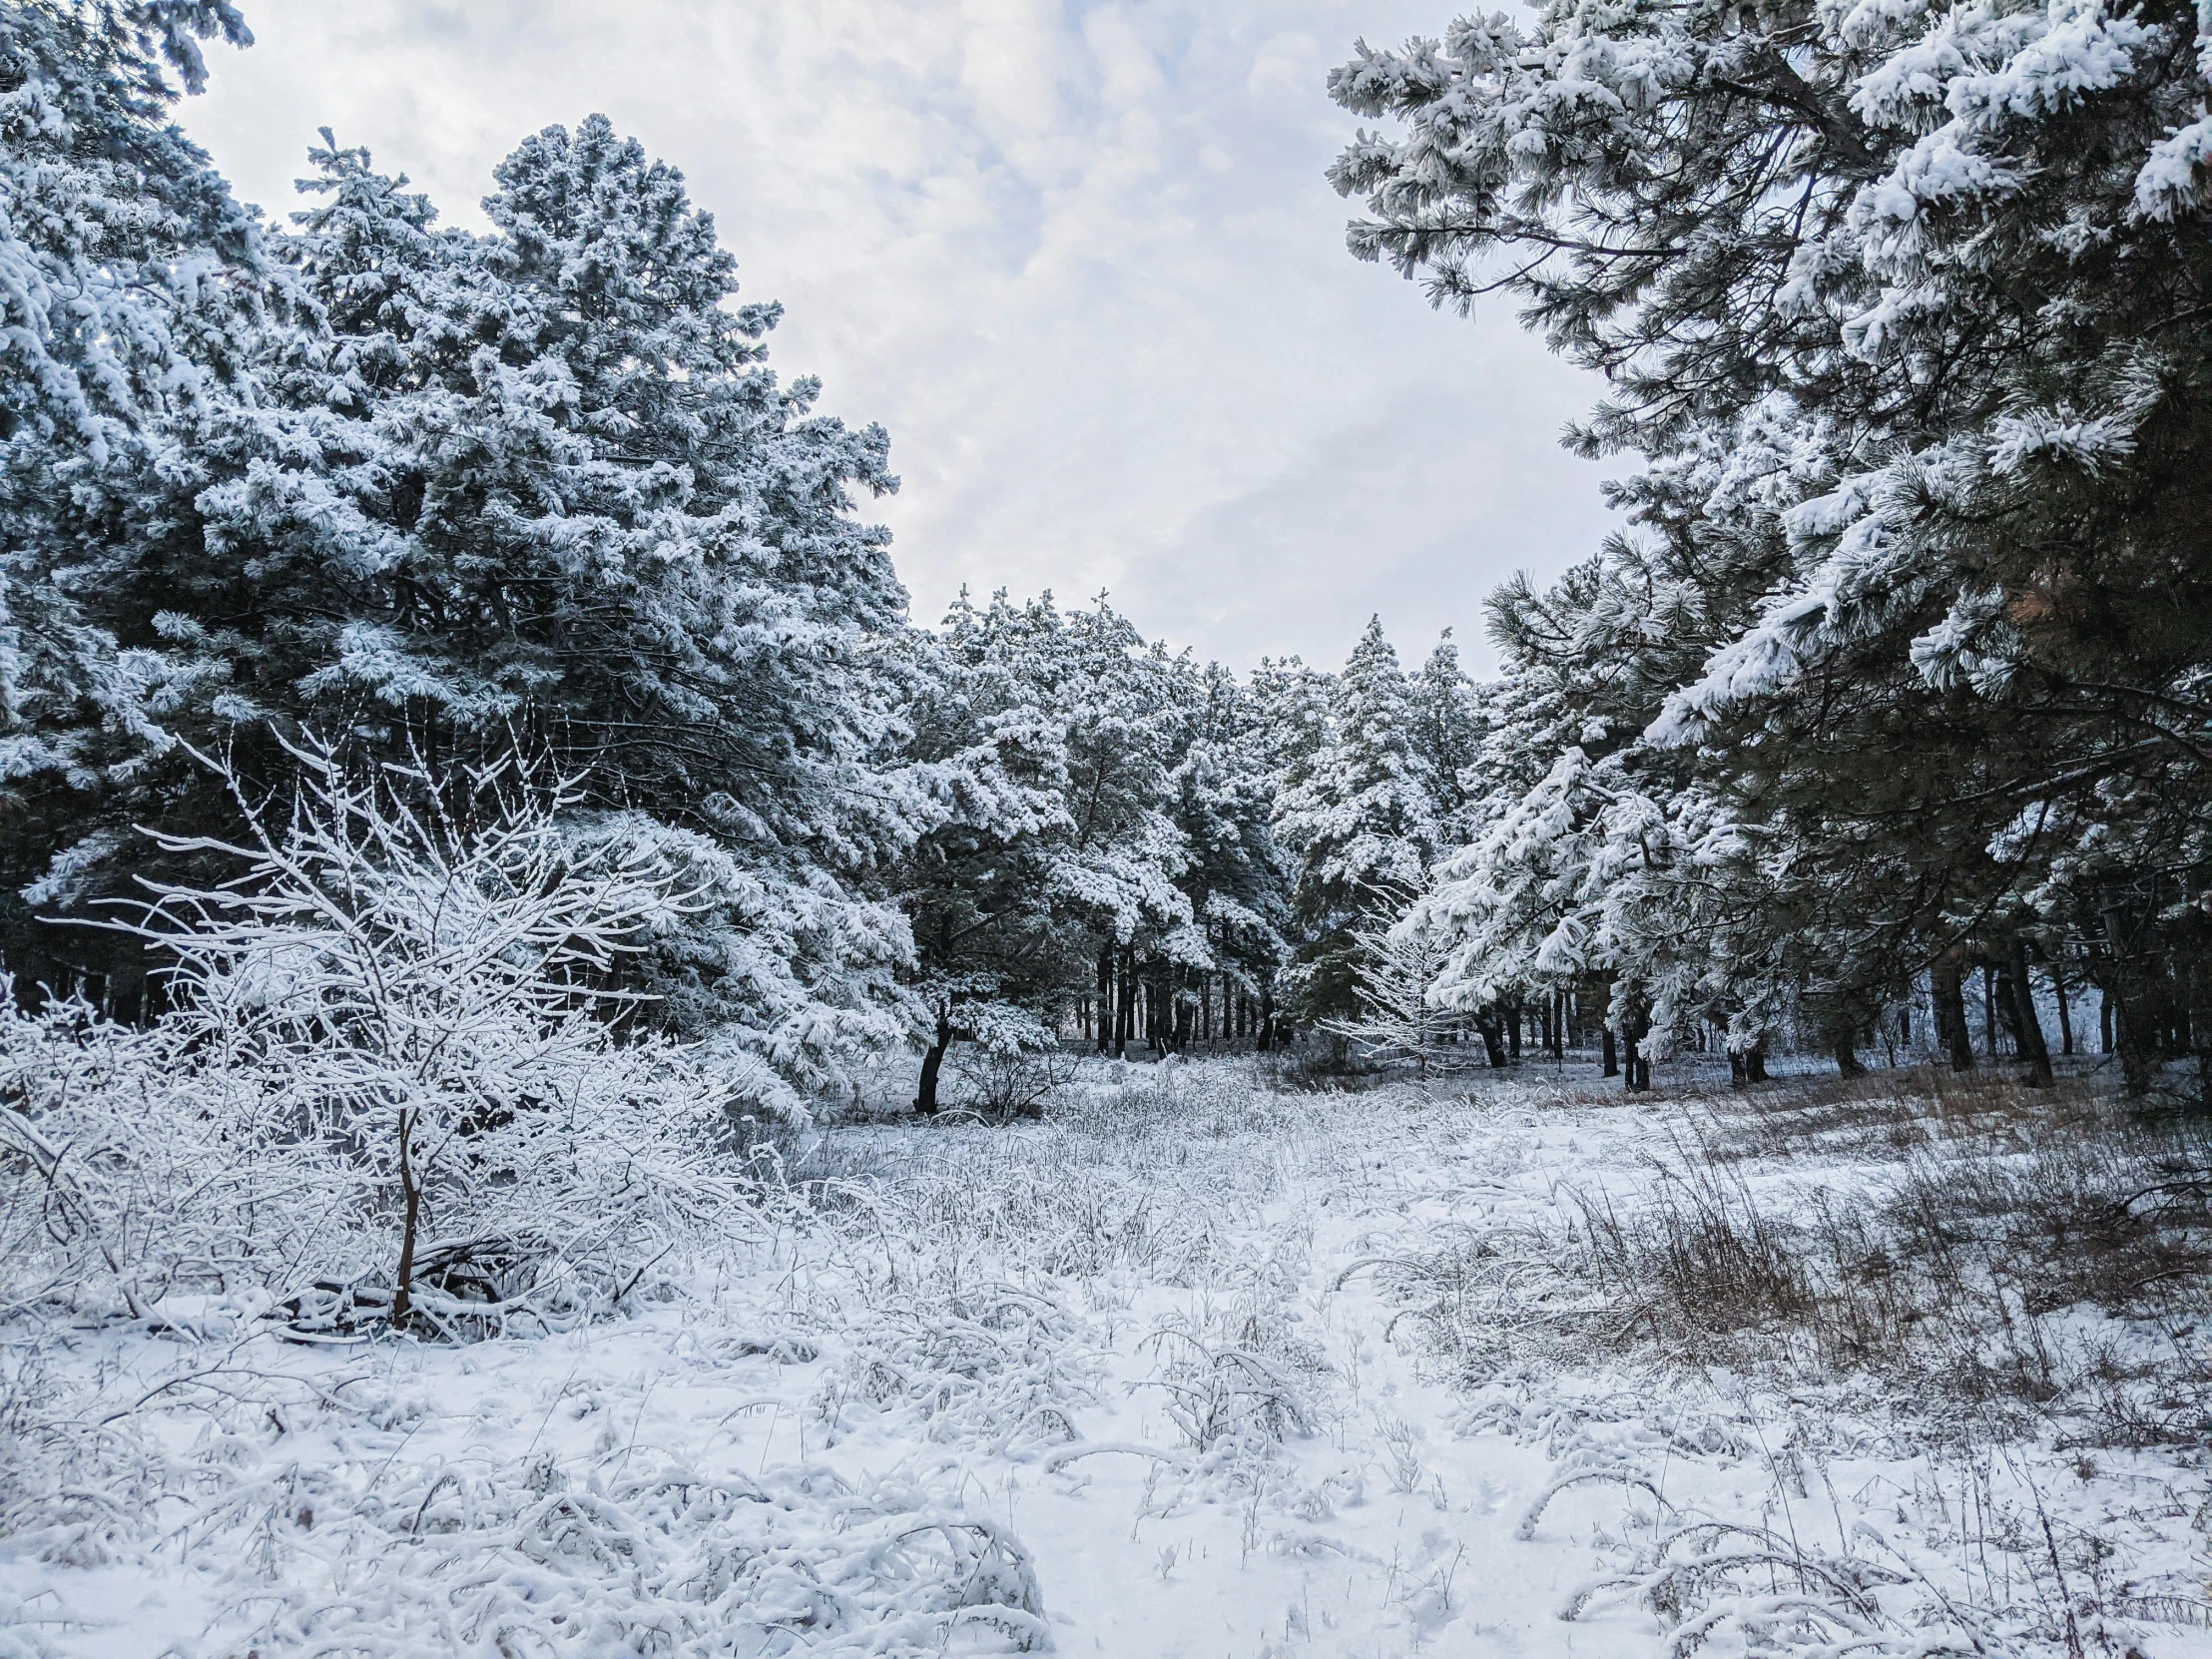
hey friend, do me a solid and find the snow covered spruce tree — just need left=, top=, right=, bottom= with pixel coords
left=0, top=1, right=259, bottom=980
left=1335, top=0, right=2212, bottom=1086
left=889, top=592, right=1118, bottom=1112
left=1410, top=630, right=1487, bottom=845
left=21, top=116, right=923, bottom=1096
left=1169, top=660, right=1295, bottom=1047
left=1275, top=616, right=1438, bottom=1037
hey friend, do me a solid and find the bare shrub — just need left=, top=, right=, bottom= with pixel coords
left=0, top=739, right=770, bottom=1341
left=945, top=1043, right=1078, bottom=1124
left=1518, top=1079, right=2212, bottom=1429
left=1567, top=1153, right=1818, bottom=1344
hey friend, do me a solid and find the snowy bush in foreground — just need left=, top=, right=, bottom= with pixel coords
left=0, top=741, right=764, bottom=1339
left=218, top=1455, right=1050, bottom=1658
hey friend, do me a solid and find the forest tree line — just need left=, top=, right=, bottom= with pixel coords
left=3, top=0, right=2209, bottom=1110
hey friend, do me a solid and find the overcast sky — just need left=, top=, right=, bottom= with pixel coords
left=181, top=0, right=1616, bottom=674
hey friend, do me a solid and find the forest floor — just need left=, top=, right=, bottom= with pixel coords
left=5, top=1056, right=2211, bottom=1657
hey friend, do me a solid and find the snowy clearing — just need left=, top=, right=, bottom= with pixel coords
left=6, top=1059, right=2209, bottom=1658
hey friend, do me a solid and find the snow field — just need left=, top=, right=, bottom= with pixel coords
left=5, top=1060, right=2210, bottom=1657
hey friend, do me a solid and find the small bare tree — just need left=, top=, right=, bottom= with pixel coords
left=3, top=734, right=758, bottom=1337
left=943, top=1001, right=1073, bottom=1124
left=1321, top=890, right=1468, bottom=1077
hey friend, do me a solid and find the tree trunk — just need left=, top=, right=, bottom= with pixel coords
left=2114, top=988, right=2154, bottom=1096
left=1506, top=998, right=1521, bottom=1062
left=1096, top=946, right=1113, bottom=1055
left=1257, top=983, right=1274, bottom=1052
left=2177, top=953, right=2212, bottom=1109
left=1982, top=962, right=2000, bottom=1058
left=914, top=1006, right=953, bottom=1112
left=1476, top=1010, right=1507, bottom=1068
left=2005, top=937, right=2054, bottom=1087
left=2098, top=901, right=2156, bottom=1097
left=1931, top=949, right=1976, bottom=1072
left=2051, top=962, right=2073, bottom=1057
left=1602, top=1025, right=1619, bottom=1078
left=392, top=1106, right=422, bottom=1331
left=1833, top=1031, right=1866, bottom=1078
left=1621, top=1007, right=1651, bottom=1091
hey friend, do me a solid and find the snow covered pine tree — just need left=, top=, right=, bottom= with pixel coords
left=1334, top=0, right=2212, bottom=1088
left=18, top=108, right=925, bottom=1099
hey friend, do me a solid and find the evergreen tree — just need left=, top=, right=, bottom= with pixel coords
left=0, top=0, right=258, bottom=975
left=888, top=591, right=1211, bottom=1100
left=1275, top=616, right=1436, bottom=1031
left=21, top=116, right=925, bottom=1095
left=1409, top=630, right=1485, bottom=843
left=1168, top=660, right=1293, bottom=1044
left=1334, top=0, right=2212, bottom=1088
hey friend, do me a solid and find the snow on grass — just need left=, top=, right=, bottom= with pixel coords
left=5, top=1058, right=2211, bottom=1657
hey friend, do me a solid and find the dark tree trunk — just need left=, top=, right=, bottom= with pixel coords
left=2100, top=900, right=2157, bottom=1096
left=2114, top=988, right=2155, bottom=1096
left=1982, top=962, right=2001, bottom=1058
left=914, top=1006, right=954, bottom=1112
left=2005, top=937, right=2053, bottom=1087
left=1832, top=1033, right=1866, bottom=1078
left=1506, top=998, right=1521, bottom=1062
left=1476, top=1010, right=1507, bottom=1068
left=1257, top=983, right=1274, bottom=1052
left=2051, top=962, right=2073, bottom=1057
left=1931, top=949, right=1976, bottom=1072
left=2187, top=960, right=2212, bottom=1111
left=1096, top=946, right=1113, bottom=1054
left=1621, top=1006, right=1651, bottom=1091
left=1602, top=1025, right=1619, bottom=1078
left=392, top=1107, right=422, bottom=1331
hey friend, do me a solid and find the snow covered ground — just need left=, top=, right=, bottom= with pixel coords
left=4, top=1058, right=2208, bottom=1657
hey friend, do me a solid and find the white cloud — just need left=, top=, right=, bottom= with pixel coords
left=184, top=0, right=1615, bottom=672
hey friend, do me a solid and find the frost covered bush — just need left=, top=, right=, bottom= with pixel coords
left=0, top=741, right=764, bottom=1338
left=944, top=1037, right=1077, bottom=1124
left=216, top=1454, right=1050, bottom=1658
